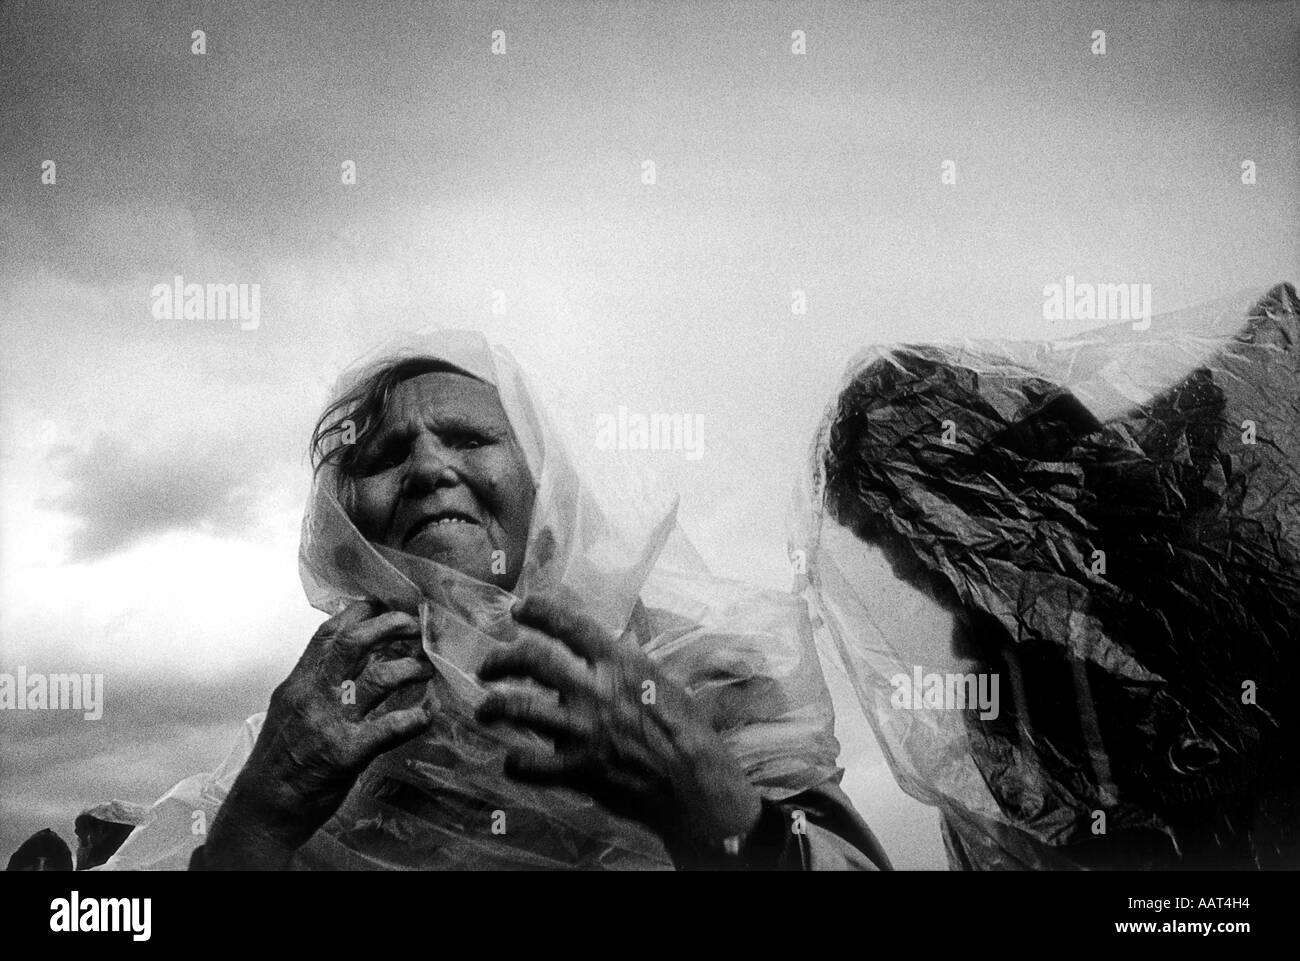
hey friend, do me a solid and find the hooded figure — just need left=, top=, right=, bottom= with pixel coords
left=796, top=283, right=1300, bottom=869
left=75, top=800, right=150, bottom=870
left=7, top=828, right=74, bottom=871
left=106, top=330, right=886, bottom=870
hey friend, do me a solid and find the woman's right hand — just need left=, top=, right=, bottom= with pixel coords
left=199, top=600, right=437, bottom=869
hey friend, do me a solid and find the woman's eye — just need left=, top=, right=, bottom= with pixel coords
left=359, top=443, right=406, bottom=474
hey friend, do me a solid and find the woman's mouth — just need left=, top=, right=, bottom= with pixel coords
left=403, top=512, right=481, bottom=546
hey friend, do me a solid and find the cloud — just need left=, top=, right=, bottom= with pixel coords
left=0, top=665, right=277, bottom=864
left=45, top=433, right=268, bottom=562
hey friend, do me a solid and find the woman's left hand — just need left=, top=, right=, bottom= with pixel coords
left=476, top=593, right=762, bottom=858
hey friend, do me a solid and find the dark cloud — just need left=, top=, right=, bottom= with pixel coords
left=0, top=663, right=281, bottom=865
left=45, top=433, right=268, bottom=561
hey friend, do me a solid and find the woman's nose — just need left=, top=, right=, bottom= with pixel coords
left=402, top=435, right=461, bottom=494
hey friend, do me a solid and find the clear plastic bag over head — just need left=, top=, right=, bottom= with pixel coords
left=106, top=330, right=839, bottom=870
left=794, top=283, right=1300, bottom=869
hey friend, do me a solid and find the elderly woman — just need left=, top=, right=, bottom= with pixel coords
left=109, top=331, right=886, bottom=871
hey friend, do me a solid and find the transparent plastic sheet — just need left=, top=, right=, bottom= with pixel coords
left=78, top=799, right=150, bottom=827
left=794, top=283, right=1300, bottom=870
left=106, top=330, right=839, bottom=870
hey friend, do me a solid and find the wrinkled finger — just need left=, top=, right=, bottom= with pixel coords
left=502, top=744, right=586, bottom=786
left=476, top=688, right=590, bottom=741
left=327, top=598, right=388, bottom=634
left=511, top=594, right=615, bottom=662
left=323, top=610, right=421, bottom=677
left=478, top=635, right=597, bottom=697
left=354, top=700, right=436, bottom=758
left=300, top=599, right=386, bottom=668
left=353, top=656, right=435, bottom=714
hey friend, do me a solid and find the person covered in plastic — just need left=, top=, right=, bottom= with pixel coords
left=107, top=331, right=887, bottom=871
left=796, top=283, right=1300, bottom=869
left=75, top=800, right=149, bottom=870
left=6, top=828, right=74, bottom=871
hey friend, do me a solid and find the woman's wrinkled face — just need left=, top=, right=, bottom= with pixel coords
left=349, top=372, right=535, bottom=591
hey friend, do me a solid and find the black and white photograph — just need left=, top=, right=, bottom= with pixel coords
left=1, top=0, right=1295, bottom=943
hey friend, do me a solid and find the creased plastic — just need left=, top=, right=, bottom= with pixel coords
left=796, top=283, right=1300, bottom=869
left=106, top=330, right=839, bottom=870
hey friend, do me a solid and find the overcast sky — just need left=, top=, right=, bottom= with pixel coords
left=1, top=0, right=1296, bottom=868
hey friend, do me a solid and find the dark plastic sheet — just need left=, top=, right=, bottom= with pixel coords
left=798, top=283, right=1300, bottom=869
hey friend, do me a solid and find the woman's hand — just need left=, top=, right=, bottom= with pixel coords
left=476, top=594, right=762, bottom=863
left=200, top=600, right=436, bottom=869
